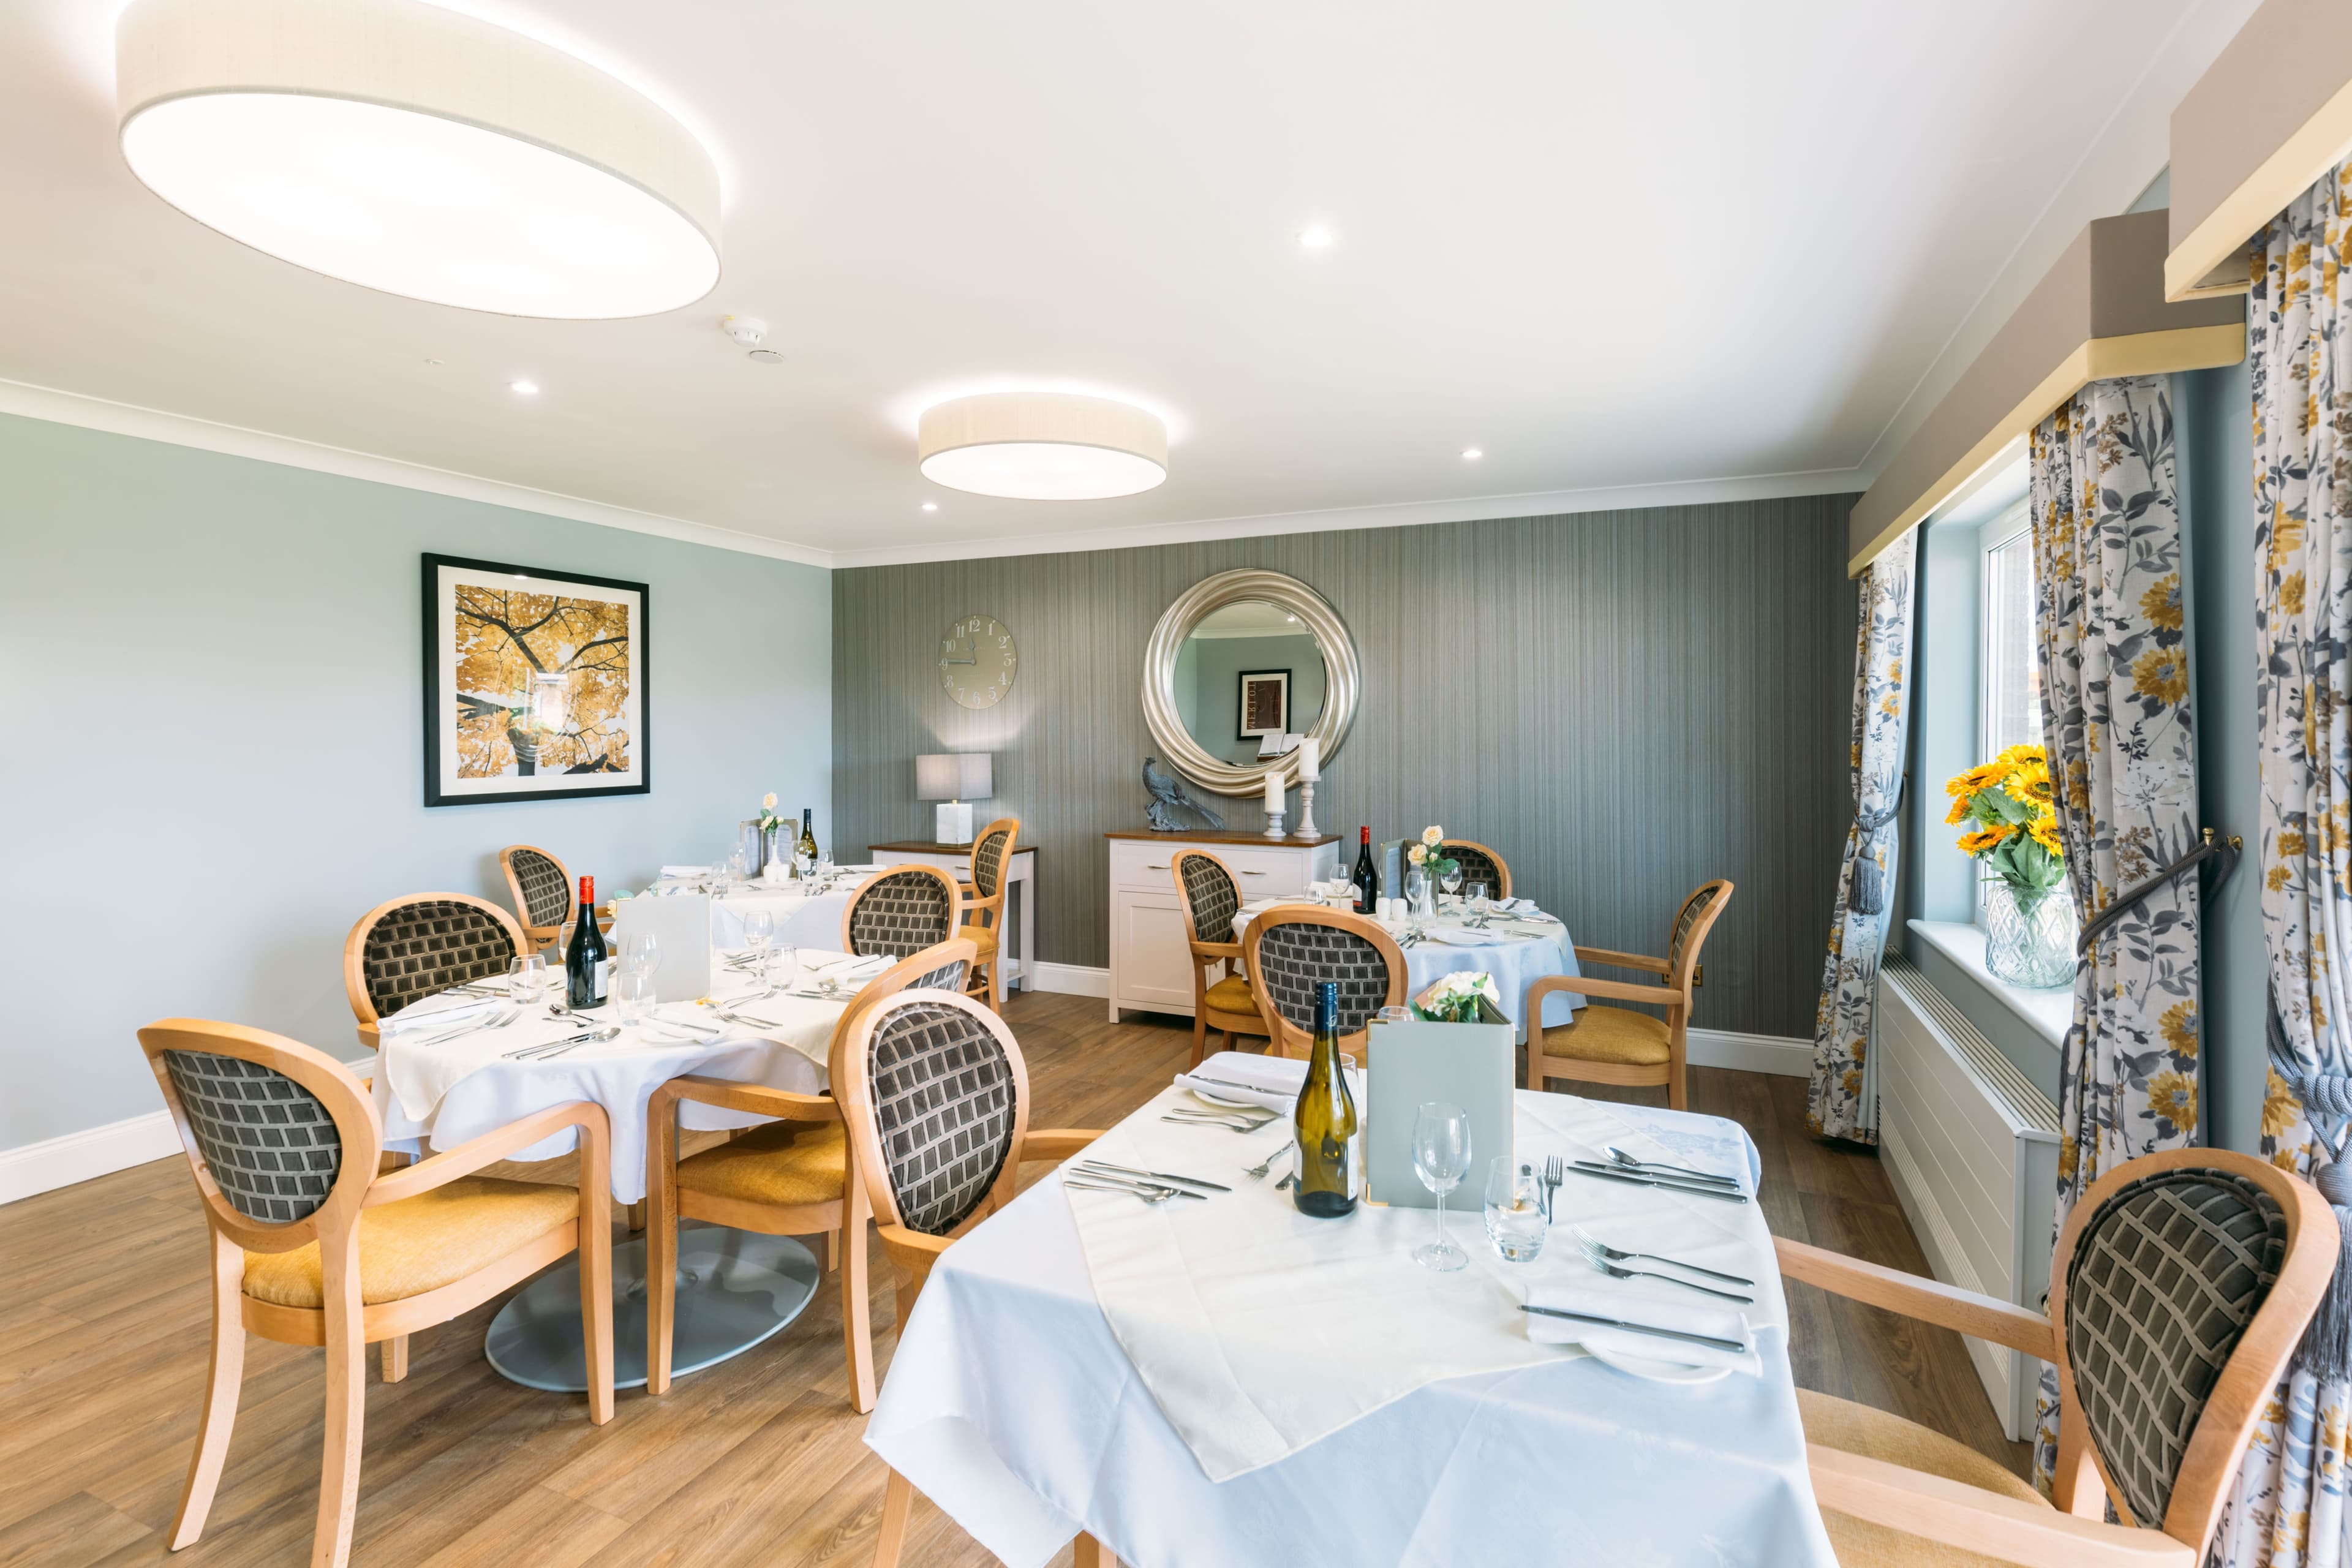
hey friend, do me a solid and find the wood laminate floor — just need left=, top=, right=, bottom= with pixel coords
left=0, top=992, right=2028, bottom=1566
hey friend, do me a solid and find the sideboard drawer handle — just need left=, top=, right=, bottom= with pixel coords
left=1241, top=870, right=1267, bottom=876
left=1145, top=863, right=1170, bottom=870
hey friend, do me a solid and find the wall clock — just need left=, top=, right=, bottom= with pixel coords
left=939, top=614, right=1018, bottom=709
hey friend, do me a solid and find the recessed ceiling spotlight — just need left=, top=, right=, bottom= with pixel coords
left=1298, top=225, right=1334, bottom=249
left=114, top=0, right=721, bottom=318
left=921, top=502, right=938, bottom=512
left=510, top=379, right=539, bottom=396
left=917, top=391, right=1168, bottom=500
left=1461, top=447, right=1483, bottom=461
left=747, top=349, right=783, bottom=364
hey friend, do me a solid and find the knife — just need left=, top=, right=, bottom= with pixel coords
left=1064, top=1170, right=1209, bottom=1202
left=1076, top=1160, right=1232, bottom=1193
left=1520, top=1305, right=1747, bottom=1354
left=1567, top=1163, right=1749, bottom=1204
left=1184, top=1075, right=1291, bottom=1098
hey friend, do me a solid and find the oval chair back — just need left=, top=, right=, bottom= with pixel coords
left=1242, top=906, right=1406, bottom=1059
left=842, top=864, right=962, bottom=960
left=1665, top=878, right=1733, bottom=992
left=499, top=845, right=573, bottom=952
left=342, top=892, right=529, bottom=1038
left=823, top=939, right=979, bottom=1065
left=960, top=818, right=1020, bottom=1011
left=833, top=988, right=1032, bottom=1241
left=1170, top=848, right=1268, bottom=1065
left=1439, top=840, right=1512, bottom=902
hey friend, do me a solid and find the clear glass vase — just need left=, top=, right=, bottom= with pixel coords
left=1985, top=885, right=2076, bottom=989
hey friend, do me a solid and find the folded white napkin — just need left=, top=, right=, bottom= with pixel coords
left=376, top=993, right=501, bottom=1035
left=1523, top=1282, right=1759, bottom=1374
left=658, top=864, right=712, bottom=879
left=1174, top=1050, right=1362, bottom=1114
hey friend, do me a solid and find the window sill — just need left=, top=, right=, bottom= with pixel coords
left=1904, top=920, right=2069, bottom=1049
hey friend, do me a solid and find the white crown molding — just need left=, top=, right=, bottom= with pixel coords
left=829, top=464, right=1865, bottom=569
left=0, top=375, right=832, bottom=568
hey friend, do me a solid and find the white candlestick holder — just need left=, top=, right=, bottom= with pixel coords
left=1293, top=781, right=1319, bottom=838
left=1263, top=805, right=1287, bottom=840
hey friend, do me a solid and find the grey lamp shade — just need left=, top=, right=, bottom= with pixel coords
left=917, top=752, right=993, bottom=801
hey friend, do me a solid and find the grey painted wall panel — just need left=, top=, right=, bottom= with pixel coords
left=833, top=496, right=1857, bottom=1038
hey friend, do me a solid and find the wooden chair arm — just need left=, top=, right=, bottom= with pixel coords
left=652, top=1074, right=837, bottom=1124
left=878, top=1223, right=957, bottom=1314
left=367, top=1099, right=608, bottom=1205
left=1574, top=946, right=1672, bottom=975
left=1807, top=1446, right=2188, bottom=1567
left=1188, top=938, right=1242, bottom=965
left=1527, top=972, right=1684, bottom=1008
left=1776, top=1237, right=2056, bottom=1359
left=1019, top=1129, right=1105, bottom=1165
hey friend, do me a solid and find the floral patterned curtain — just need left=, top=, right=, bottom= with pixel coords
left=2212, top=158, right=2352, bottom=1568
left=2024, top=374, right=2202, bottom=1487
left=1806, top=546, right=1916, bottom=1145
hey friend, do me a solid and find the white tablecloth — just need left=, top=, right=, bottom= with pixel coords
left=645, top=872, right=870, bottom=951
left=370, top=955, right=854, bottom=1204
left=1235, top=900, right=1586, bottom=1030
left=865, top=1098, right=1831, bottom=1568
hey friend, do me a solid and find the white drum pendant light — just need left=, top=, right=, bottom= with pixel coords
left=115, top=0, right=722, bottom=318
left=918, top=392, right=1169, bottom=500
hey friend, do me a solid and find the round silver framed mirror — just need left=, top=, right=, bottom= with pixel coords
left=1142, top=568, right=1360, bottom=796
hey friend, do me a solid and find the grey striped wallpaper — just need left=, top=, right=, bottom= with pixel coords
left=832, top=496, right=1858, bottom=1038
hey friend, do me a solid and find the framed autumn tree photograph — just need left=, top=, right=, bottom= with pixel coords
left=421, top=554, right=650, bottom=807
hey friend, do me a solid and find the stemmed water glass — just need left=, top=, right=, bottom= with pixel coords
left=1439, top=864, right=1464, bottom=908
left=620, top=930, right=662, bottom=982
left=743, top=908, right=774, bottom=963
left=1411, top=1101, right=1472, bottom=1272
left=1467, top=881, right=1492, bottom=929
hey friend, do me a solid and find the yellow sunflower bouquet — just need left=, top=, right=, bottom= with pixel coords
left=1945, top=744, right=2065, bottom=896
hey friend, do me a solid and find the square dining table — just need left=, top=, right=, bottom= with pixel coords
left=865, top=1082, right=1835, bottom=1567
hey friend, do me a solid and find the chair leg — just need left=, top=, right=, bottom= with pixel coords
left=312, top=1236, right=366, bottom=1568
left=379, top=1335, right=408, bottom=1384
left=989, top=949, right=1004, bottom=1011
left=170, top=1230, right=247, bottom=1550
left=1074, top=1535, right=1119, bottom=1568
left=872, top=1467, right=921, bottom=1568
left=646, top=1101, right=679, bottom=1398
left=843, top=1180, right=876, bottom=1413
left=1189, top=1009, right=1208, bottom=1069
left=576, top=1115, right=615, bottom=1426
left=824, top=1229, right=841, bottom=1275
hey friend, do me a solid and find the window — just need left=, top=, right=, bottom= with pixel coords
left=1981, top=512, right=2041, bottom=760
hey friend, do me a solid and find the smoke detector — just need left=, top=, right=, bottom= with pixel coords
left=721, top=314, right=768, bottom=346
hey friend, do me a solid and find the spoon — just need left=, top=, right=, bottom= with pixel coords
left=1603, top=1146, right=1740, bottom=1187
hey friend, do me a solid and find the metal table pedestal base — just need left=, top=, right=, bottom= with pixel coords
left=485, top=1220, right=821, bottom=1393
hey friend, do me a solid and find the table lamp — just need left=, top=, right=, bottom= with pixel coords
left=918, top=753, right=993, bottom=844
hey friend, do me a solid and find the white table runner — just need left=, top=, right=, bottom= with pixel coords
left=1063, top=1080, right=1783, bottom=1480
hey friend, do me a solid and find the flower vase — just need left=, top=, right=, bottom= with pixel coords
left=1985, top=885, right=2076, bottom=989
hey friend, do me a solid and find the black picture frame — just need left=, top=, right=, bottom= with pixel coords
left=421, top=552, right=652, bottom=807
left=1238, top=668, right=1291, bottom=741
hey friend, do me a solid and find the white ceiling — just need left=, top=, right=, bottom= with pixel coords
left=0, top=0, right=2257, bottom=567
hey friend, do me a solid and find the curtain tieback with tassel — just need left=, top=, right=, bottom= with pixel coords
left=1846, top=786, right=1905, bottom=918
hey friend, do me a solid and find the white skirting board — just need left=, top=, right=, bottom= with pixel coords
left=1033, top=965, right=1814, bottom=1077
left=0, top=1107, right=181, bottom=1207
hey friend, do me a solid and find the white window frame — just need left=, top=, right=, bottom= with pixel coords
left=1976, top=499, right=2035, bottom=923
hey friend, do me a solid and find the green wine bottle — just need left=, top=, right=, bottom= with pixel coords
left=1292, top=981, right=1359, bottom=1218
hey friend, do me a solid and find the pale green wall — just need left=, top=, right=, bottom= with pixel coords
left=1186, top=631, right=1329, bottom=765
left=0, top=413, right=832, bottom=1154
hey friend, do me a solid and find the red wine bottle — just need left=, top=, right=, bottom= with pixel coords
left=1351, top=826, right=1379, bottom=913
left=566, top=874, right=609, bottom=1009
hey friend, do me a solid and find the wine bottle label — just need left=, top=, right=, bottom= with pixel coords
left=594, top=959, right=610, bottom=1000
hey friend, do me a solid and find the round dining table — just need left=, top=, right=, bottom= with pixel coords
left=368, top=949, right=885, bottom=1394
left=1233, top=898, right=1587, bottom=1032
left=638, top=865, right=881, bottom=949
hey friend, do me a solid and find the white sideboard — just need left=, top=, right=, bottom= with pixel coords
left=1106, top=831, right=1342, bottom=1022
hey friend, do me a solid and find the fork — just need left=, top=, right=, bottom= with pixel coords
left=1065, top=1177, right=1185, bottom=1205
left=1542, top=1154, right=1565, bottom=1221
left=1576, top=1237, right=1753, bottom=1302
left=1161, top=1112, right=1278, bottom=1133
left=1243, top=1140, right=1294, bottom=1181
left=417, top=1006, right=517, bottom=1047
left=1570, top=1225, right=1755, bottom=1287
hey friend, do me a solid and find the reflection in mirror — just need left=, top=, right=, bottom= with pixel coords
left=1170, top=599, right=1328, bottom=767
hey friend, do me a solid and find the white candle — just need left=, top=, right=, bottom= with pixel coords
left=1296, top=737, right=1320, bottom=781
left=1264, top=768, right=1286, bottom=812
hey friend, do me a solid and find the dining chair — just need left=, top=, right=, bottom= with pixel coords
left=1523, top=878, right=1730, bottom=1110
left=1241, top=905, right=1407, bottom=1060
left=956, top=817, right=1020, bottom=1013
left=828, top=988, right=1110, bottom=1568
left=643, top=939, right=977, bottom=1414
left=498, top=843, right=573, bottom=953
left=1780, top=1146, right=2335, bottom=1567
left=1438, top=839, right=1512, bottom=901
left=842, top=864, right=962, bottom=961
left=139, top=1018, right=613, bottom=1568
left=341, top=891, right=530, bottom=1049
left=1170, top=848, right=1272, bottom=1066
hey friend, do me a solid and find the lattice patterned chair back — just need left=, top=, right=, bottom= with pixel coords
left=824, top=940, right=979, bottom=1065
left=499, top=844, right=573, bottom=950
left=959, top=819, right=1020, bottom=1011
left=969, top=819, right=1019, bottom=902
left=1439, top=840, right=1512, bottom=902
left=842, top=864, right=961, bottom=960
left=1173, top=849, right=1241, bottom=948
left=1242, top=907, right=1406, bottom=1059
left=342, top=892, right=529, bottom=1031
left=1665, top=879, right=1732, bottom=989
left=836, top=989, right=1031, bottom=1239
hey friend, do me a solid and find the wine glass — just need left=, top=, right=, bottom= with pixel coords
left=743, top=908, right=774, bottom=962
left=1403, top=865, right=1430, bottom=927
left=613, top=969, right=656, bottom=1032
left=1411, top=1102, right=1472, bottom=1272
left=1483, top=1157, right=1547, bottom=1262
left=620, top=930, right=662, bottom=979
left=508, top=952, right=547, bottom=1006
left=1467, top=881, right=1491, bottom=929
left=1440, top=864, right=1464, bottom=908
left=728, top=848, right=750, bottom=887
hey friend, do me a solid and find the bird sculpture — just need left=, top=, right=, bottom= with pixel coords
left=1142, top=757, right=1224, bottom=831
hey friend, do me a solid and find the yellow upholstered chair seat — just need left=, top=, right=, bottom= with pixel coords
left=1797, top=1389, right=2045, bottom=1567
left=243, top=1176, right=579, bottom=1309
left=676, top=1120, right=847, bottom=1208
left=1204, top=974, right=1256, bottom=1012
left=965, top=925, right=1000, bottom=960
left=1537, top=1005, right=1670, bottom=1067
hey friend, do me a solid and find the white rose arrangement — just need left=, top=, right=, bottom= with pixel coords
left=1412, top=970, right=1501, bottom=1023
left=1404, top=824, right=1458, bottom=882
left=756, top=791, right=786, bottom=835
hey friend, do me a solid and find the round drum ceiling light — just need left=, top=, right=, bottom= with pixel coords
left=916, top=392, right=1168, bottom=500
left=115, top=0, right=722, bottom=318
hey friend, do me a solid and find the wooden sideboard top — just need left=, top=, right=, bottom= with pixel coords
left=869, top=840, right=1039, bottom=856
left=1102, top=829, right=1341, bottom=846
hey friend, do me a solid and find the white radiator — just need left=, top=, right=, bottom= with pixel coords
left=1875, top=954, right=2061, bottom=1440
